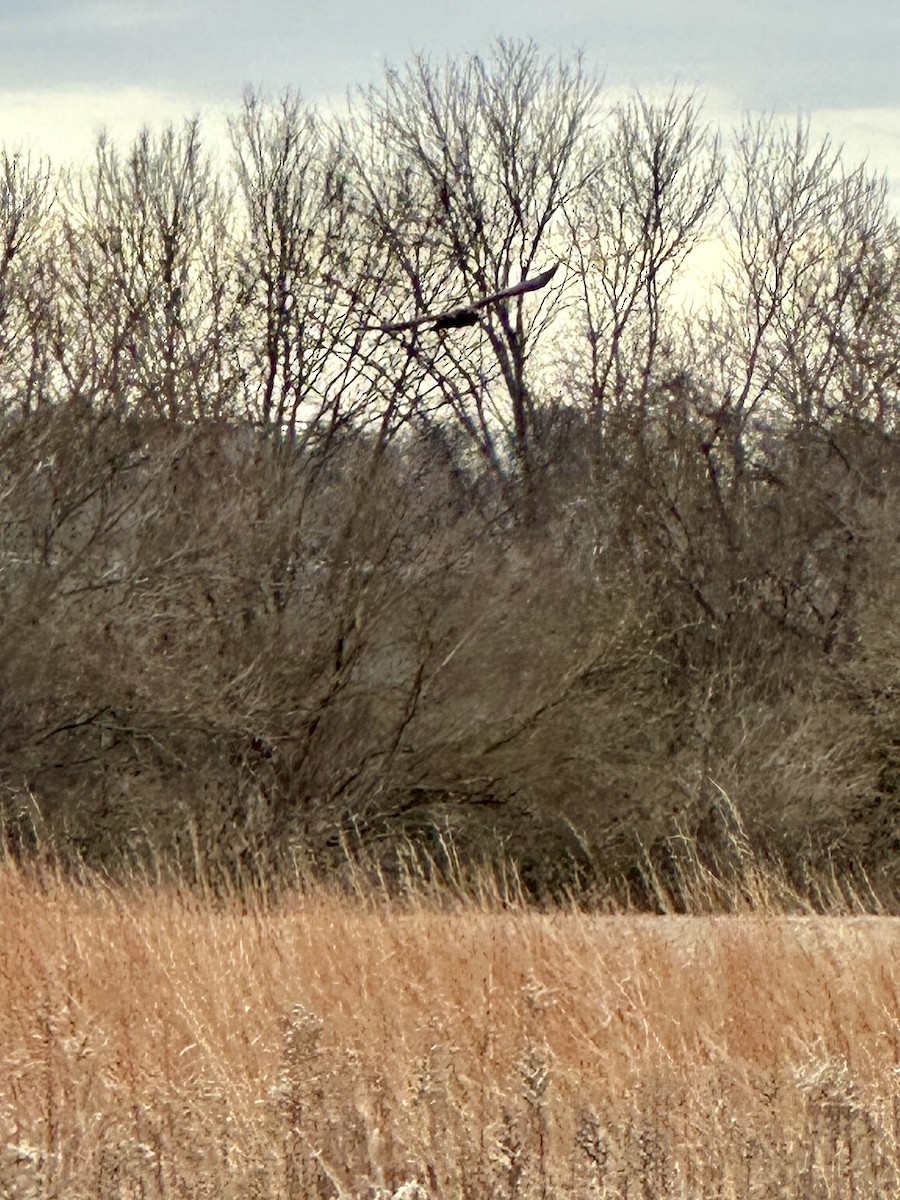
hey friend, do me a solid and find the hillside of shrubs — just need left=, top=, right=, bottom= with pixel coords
left=0, top=42, right=897, bottom=905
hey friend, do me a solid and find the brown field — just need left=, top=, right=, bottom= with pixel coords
left=1, top=861, right=899, bottom=1199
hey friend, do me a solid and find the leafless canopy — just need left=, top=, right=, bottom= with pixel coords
left=0, top=50, right=897, bottom=905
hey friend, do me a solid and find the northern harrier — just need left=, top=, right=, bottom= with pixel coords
left=361, top=263, right=559, bottom=333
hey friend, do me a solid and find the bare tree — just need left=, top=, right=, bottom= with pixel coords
left=0, top=151, right=55, bottom=416
left=52, top=120, right=238, bottom=419
left=766, top=158, right=900, bottom=435
left=348, top=40, right=598, bottom=505
left=230, top=90, right=382, bottom=443
left=684, top=114, right=900, bottom=501
left=0, top=53, right=894, bottom=900
left=565, top=90, right=721, bottom=442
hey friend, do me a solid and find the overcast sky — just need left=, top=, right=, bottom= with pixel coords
left=1, top=0, right=898, bottom=189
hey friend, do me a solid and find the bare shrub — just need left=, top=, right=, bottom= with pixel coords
left=0, top=51, right=896, bottom=903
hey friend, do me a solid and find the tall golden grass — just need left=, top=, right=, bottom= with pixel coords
left=1, top=859, right=898, bottom=1199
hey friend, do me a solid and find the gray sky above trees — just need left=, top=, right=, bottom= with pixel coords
left=0, top=0, right=898, bottom=188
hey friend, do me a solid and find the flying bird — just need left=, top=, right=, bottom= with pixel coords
left=361, top=263, right=560, bottom=333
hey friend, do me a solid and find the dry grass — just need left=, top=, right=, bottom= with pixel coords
left=1, top=861, right=899, bottom=1199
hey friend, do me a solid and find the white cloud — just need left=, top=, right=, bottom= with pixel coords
left=74, top=2, right=182, bottom=31
left=2, top=82, right=898, bottom=214
left=0, top=87, right=231, bottom=167
left=0, top=1, right=182, bottom=39
left=807, top=108, right=900, bottom=192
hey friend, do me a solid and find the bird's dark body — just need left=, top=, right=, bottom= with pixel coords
left=432, top=308, right=481, bottom=330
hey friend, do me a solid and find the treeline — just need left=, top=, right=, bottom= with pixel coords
left=0, top=42, right=897, bottom=904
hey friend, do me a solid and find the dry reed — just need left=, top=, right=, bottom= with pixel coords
left=0, top=860, right=898, bottom=1198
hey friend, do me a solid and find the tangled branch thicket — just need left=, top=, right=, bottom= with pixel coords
left=0, top=41, right=897, bottom=905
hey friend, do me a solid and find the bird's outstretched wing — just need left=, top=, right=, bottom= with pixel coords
left=361, top=263, right=559, bottom=334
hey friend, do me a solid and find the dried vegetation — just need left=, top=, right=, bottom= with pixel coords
left=0, top=39, right=898, bottom=1200
left=1, top=861, right=899, bottom=1199
left=0, top=54, right=896, bottom=887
